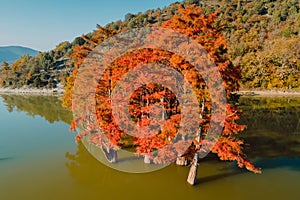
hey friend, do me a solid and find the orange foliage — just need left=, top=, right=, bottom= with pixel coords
left=62, top=26, right=118, bottom=109
left=67, top=5, right=260, bottom=173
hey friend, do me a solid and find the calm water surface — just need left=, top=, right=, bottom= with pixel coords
left=0, top=95, right=299, bottom=200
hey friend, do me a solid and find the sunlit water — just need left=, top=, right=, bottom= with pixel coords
left=0, top=95, right=299, bottom=200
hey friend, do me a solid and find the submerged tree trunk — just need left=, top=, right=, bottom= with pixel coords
left=102, top=68, right=118, bottom=163
left=144, top=154, right=151, bottom=164
left=187, top=153, right=198, bottom=185
left=101, top=147, right=117, bottom=163
left=187, top=99, right=204, bottom=185
left=176, top=156, right=189, bottom=166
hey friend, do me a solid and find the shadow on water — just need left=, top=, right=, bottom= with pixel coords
left=255, top=157, right=300, bottom=171
left=0, top=157, right=14, bottom=162
left=0, top=94, right=72, bottom=125
left=196, top=170, right=245, bottom=185
left=196, top=157, right=300, bottom=186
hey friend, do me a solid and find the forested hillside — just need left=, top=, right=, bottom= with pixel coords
left=0, top=0, right=298, bottom=89
left=0, top=39, right=85, bottom=88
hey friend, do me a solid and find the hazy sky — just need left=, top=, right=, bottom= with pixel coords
left=0, top=0, right=177, bottom=51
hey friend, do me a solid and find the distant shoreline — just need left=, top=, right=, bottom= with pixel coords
left=236, top=89, right=300, bottom=97
left=0, top=87, right=299, bottom=97
left=0, top=87, right=65, bottom=96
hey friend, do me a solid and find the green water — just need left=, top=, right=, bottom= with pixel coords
left=0, top=95, right=299, bottom=200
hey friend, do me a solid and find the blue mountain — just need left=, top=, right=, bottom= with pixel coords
left=0, top=46, right=39, bottom=64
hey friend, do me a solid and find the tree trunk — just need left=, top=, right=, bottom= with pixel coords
left=187, top=99, right=204, bottom=185
left=102, top=147, right=117, bottom=163
left=187, top=163, right=198, bottom=185
left=176, top=156, right=189, bottom=166
left=144, top=154, right=151, bottom=164
left=187, top=153, right=198, bottom=185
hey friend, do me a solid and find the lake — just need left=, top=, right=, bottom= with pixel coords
left=0, top=94, right=299, bottom=200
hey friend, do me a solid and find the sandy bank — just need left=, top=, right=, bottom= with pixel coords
left=0, top=87, right=65, bottom=95
left=1, top=87, right=299, bottom=97
left=237, top=89, right=300, bottom=97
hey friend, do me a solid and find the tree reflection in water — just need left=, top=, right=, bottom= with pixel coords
left=65, top=97, right=300, bottom=186
left=239, top=97, right=300, bottom=170
left=0, top=94, right=72, bottom=124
